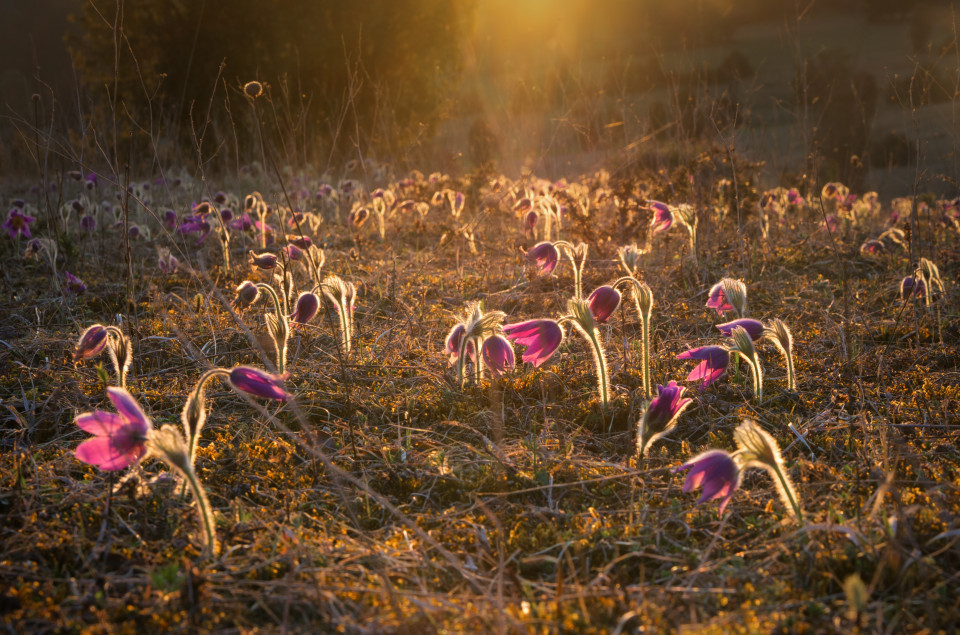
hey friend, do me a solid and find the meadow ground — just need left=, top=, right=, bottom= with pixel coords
left=1, top=165, right=958, bottom=633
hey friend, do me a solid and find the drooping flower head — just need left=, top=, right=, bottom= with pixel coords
left=249, top=251, right=278, bottom=270
left=900, top=275, right=926, bottom=302
left=228, top=366, right=291, bottom=401
left=525, top=241, right=560, bottom=276
left=64, top=271, right=87, bottom=294
left=637, top=380, right=693, bottom=457
left=716, top=318, right=764, bottom=341
left=233, top=280, right=260, bottom=311
left=649, top=201, right=673, bottom=234
left=75, top=387, right=152, bottom=471
left=289, top=292, right=320, bottom=326
left=706, top=278, right=747, bottom=317
left=74, top=324, right=109, bottom=362
left=677, top=345, right=730, bottom=389
left=674, top=450, right=741, bottom=516
left=502, top=319, right=564, bottom=367
left=444, top=323, right=469, bottom=364
left=586, top=285, right=621, bottom=324
left=481, top=335, right=516, bottom=378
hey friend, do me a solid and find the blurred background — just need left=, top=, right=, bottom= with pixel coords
left=0, top=0, right=958, bottom=195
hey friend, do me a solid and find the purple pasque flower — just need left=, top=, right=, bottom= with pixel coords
left=158, top=250, right=178, bottom=274
left=646, top=381, right=693, bottom=432
left=523, top=210, right=539, bottom=235
left=677, top=345, right=730, bottom=389
left=502, top=319, right=564, bottom=367
left=349, top=206, right=369, bottom=227
left=587, top=285, right=621, bottom=324
left=444, top=323, right=466, bottom=363
left=249, top=250, right=278, bottom=270
left=288, top=291, right=320, bottom=326
left=900, top=275, right=926, bottom=302
left=177, top=216, right=211, bottom=245
left=213, top=191, right=228, bottom=204
left=80, top=214, right=96, bottom=232
left=64, top=271, right=87, bottom=294
left=286, top=234, right=311, bottom=250
left=74, top=324, right=109, bottom=362
left=230, top=212, right=254, bottom=231
left=860, top=239, right=884, bottom=257
left=162, top=209, right=178, bottom=230
left=824, top=215, right=838, bottom=233
left=11, top=198, right=25, bottom=209
left=514, top=197, right=533, bottom=214
left=705, top=282, right=733, bottom=315
left=228, top=366, right=290, bottom=401
left=716, top=318, right=764, bottom=341
left=283, top=244, right=303, bottom=261
left=525, top=241, right=560, bottom=276
left=674, top=450, right=741, bottom=516
left=233, top=280, right=260, bottom=311
left=4, top=208, right=35, bottom=239
left=649, top=201, right=673, bottom=233
left=75, top=387, right=151, bottom=471
left=481, top=334, right=515, bottom=378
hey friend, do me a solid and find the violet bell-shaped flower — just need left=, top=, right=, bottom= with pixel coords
left=75, top=387, right=151, bottom=471
left=74, top=324, right=110, bottom=362
left=716, top=318, right=764, bottom=341
left=249, top=251, right=278, bottom=270
left=289, top=292, right=320, bottom=326
left=502, top=319, right=564, bottom=367
left=525, top=241, right=560, bottom=276
left=587, top=285, right=622, bottom=324
left=674, top=450, right=741, bottom=516
left=677, top=345, right=730, bottom=389
left=649, top=201, right=673, bottom=233
left=637, top=380, right=693, bottom=457
left=228, top=366, right=291, bottom=401
left=481, top=335, right=516, bottom=378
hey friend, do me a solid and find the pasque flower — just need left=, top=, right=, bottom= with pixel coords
left=706, top=278, right=747, bottom=317
left=4, top=208, right=35, bottom=239
left=587, top=285, right=621, bottom=324
left=637, top=380, right=693, bottom=457
left=289, top=291, right=320, bottom=326
left=674, top=450, right=741, bottom=516
left=232, top=280, right=260, bottom=311
left=74, top=324, right=110, bottom=361
left=716, top=318, right=764, bottom=341
left=649, top=201, right=673, bottom=233
left=249, top=251, right=278, bottom=270
left=64, top=271, right=87, bottom=294
left=503, top=319, right=563, bottom=368
left=75, top=387, right=151, bottom=471
left=677, top=345, right=730, bottom=389
left=481, top=335, right=515, bottom=378
left=228, top=366, right=290, bottom=401
left=525, top=241, right=560, bottom=276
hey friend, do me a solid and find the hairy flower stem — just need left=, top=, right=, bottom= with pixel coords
left=785, top=352, right=796, bottom=392
left=255, top=283, right=288, bottom=373
left=104, top=326, right=131, bottom=388
left=182, top=464, right=219, bottom=558
left=772, top=464, right=803, bottom=523
left=185, top=368, right=230, bottom=463
left=641, top=315, right=651, bottom=399
left=569, top=322, right=609, bottom=411
left=553, top=241, right=584, bottom=299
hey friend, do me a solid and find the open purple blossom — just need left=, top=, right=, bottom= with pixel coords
left=178, top=216, right=211, bottom=244
left=230, top=212, right=254, bottom=231
left=444, top=324, right=468, bottom=364
left=706, top=278, right=747, bottom=317
left=502, top=319, right=563, bottom=367
left=674, top=450, right=741, bottom=516
left=706, top=282, right=733, bottom=315
left=481, top=335, right=515, bottom=378
left=649, top=201, right=673, bottom=233
left=637, top=380, right=693, bottom=457
left=228, top=366, right=290, bottom=401
left=75, top=387, right=151, bottom=471
left=4, top=208, right=35, bottom=239
left=677, top=345, right=730, bottom=389
left=525, top=241, right=560, bottom=276
left=587, top=285, right=621, bottom=324
left=716, top=318, right=764, bottom=341
left=64, top=271, right=87, bottom=294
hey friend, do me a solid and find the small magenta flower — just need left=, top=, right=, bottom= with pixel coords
left=230, top=212, right=254, bottom=231
left=824, top=215, right=838, bottom=233
left=228, top=366, right=290, bottom=401
left=163, top=209, right=178, bottom=229
left=249, top=251, right=278, bottom=270
left=481, top=335, right=515, bottom=378
left=674, top=450, right=741, bottom=516
left=158, top=249, right=178, bottom=274
left=677, top=345, right=730, bottom=389
left=75, top=387, right=151, bottom=471
left=523, top=210, right=539, bottom=236
left=80, top=214, right=96, bottom=232
left=649, top=201, right=673, bottom=233
left=716, top=318, right=764, bottom=341
left=860, top=239, right=885, bottom=257
left=233, top=280, right=260, bottom=311
left=178, top=216, right=211, bottom=245
left=64, top=271, right=87, bottom=294
left=289, top=292, right=320, bottom=326
left=706, top=278, right=747, bottom=317
left=637, top=380, right=693, bottom=457
left=4, top=208, right=35, bottom=239
left=74, top=324, right=109, bottom=362
left=525, top=241, right=560, bottom=276
left=587, top=285, right=621, bottom=324
left=706, top=282, right=733, bottom=314
left=503, top=319, right=564, bottom=367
